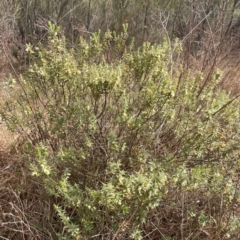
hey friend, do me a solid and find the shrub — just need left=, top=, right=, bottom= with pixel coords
left=1, top=23, right=240, bottom=239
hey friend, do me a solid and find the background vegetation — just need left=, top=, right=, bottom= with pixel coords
left=1, top=0, right=240, bottom=239
left=1, top=0, right=240, bottom=66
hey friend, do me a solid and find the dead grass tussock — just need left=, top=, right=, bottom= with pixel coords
left=144, top=190, right=240, bottom=239
left=0, top=151, right=57, bottom=239
left=0, top=103, right=56, bottom=239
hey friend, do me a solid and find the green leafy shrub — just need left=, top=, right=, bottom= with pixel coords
left=1, top=24, right=240, bottom=239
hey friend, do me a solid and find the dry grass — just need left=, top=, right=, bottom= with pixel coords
left=0, top=76, right=17, bottom=153
left=0, top=151, right=57, bottom=239
left=0, top=123, right=16, bottom=152
left=0, top=58, right=57, bottom=240
left=217, top=49, right=240, bottom=95
left=0, top=136, right=59, bottom=239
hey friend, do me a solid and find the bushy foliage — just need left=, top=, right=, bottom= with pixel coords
left=1, top=23, right=240, bottom=239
